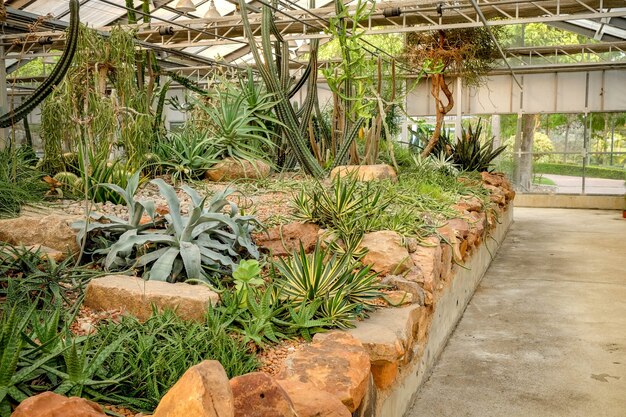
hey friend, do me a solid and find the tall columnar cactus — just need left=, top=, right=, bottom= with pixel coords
left=238, top=0, right=326, bottom=177
left=0, top=0, right=80, bottom=128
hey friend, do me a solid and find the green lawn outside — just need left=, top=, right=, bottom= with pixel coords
left=534, top=163, right=626, bottom=181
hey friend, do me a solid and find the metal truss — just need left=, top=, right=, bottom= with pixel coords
left=2, top=0, right=625, bottom=49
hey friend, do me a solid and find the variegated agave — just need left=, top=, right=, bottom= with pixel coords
left=102, top=179, right=260, bottom=284
left=273, top=243, right=382, bottom=329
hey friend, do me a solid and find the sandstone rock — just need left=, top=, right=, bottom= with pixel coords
left=153, top=360, right=233, bottom=417
left=230, top=372, right=297, bottom=417
left=277, top=380, right=351, bottom=417
left=205, top=158, right=271, bottom=182
left=405, top=237, right=419, bottom=253
left=330, top=164, right=397, bottom=182
left=445, top=218, right=471, bottom=240
left=0, top=215, right=79, bottom=254
left=11, top=392, right=106, bottom=417
left=417, top=306, right=433, bottom=342
left=410, top=236, right=442, bottom=291
left=437, top=224, right=463, bottom=263
left=381, top=275, right=425, bottom=306
left=84, top=276, right=219, bottom=322
left=278, top=332, right=371, bottom=412
left=348, top=305, right=422, bottom=389
left=381, top=290, right=413, bottom=306
left=254, top=222, right=321, bottom=256
left=440, top=243, right=453, bottom=282
left=480, top=171, right=505, bottom=187
left=452, top=196, right=482, bottom=213
left=370, top=361, right=398, bottom=391
left=358, top=231, right=412, bottom=276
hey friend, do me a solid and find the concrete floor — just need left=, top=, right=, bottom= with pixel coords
left=543, top=174, right=626, bottom=195
left=406, top=208, right=626, bottom=417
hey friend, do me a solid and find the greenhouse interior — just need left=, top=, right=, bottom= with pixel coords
left=0, top=0, right=625, bottom=416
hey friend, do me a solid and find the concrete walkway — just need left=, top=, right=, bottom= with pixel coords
left=542, top=174, right=626, bottom=195
left=406, top=208, right=626, bottom=417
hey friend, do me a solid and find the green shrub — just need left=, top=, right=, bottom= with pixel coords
left=534, top=162, right=626, bottom=180
left=0, top=146, right=46, bottom=218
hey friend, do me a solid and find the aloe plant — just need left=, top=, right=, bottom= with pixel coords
left=104, top=180, right=260, bottom=283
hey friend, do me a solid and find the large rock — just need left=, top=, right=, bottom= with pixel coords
left=0, top=214, right=79, bottom=254
left=330, top=164, right=397, bottom=182
left=230, top=372, right=297, bottom=417
left=277, top=380, right=351, bottom=417
left=452, top=196, right=483, bottom=214
left=409, top=236, right=442, bottom=292
left=84, top=275, right=219, bottom=322
left=206, top=158, right=271, bottom=182
left=254, top=222, right=321, bottom=256
left=358, top=231, right=413, bottom=276
left=153, top=361, right=233, bottom=417
left=278, top=332, right=371, bottom=412
left=11, top=392, right=106, bottom=417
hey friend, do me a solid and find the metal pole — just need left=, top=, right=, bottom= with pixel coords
left=582, top=72, right=589, bottom=195
left=455, top=76, right=462, bottom=141
left=609, top=118, right=615, bottom=166
left=0, top=46, right=8, bottom=149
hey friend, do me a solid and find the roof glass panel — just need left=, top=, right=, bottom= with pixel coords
left=24, top=0, right=69, bottom=18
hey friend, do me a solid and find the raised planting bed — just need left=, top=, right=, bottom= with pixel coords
left=1, top=167, right=515, bottom=417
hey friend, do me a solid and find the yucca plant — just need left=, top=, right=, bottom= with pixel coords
left=449, top=120, right=507, bottom=172
left=104, top=180, right=260, bottom=283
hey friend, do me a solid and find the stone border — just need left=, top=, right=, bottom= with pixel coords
left=372, top=205, right=513, bottom=416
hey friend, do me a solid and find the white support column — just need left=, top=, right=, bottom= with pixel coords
left=0, top=46, right=8, bottom=149
left=455, top=76, right=462, bottom=140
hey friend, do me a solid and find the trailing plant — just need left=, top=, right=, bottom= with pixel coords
left=0, top=0, right=79, bottom=128
left=103, top=180, right=260, bottom=283
left=273, top=243, right=382, bottom=329
left=40, top=24, right=158, bottom=173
